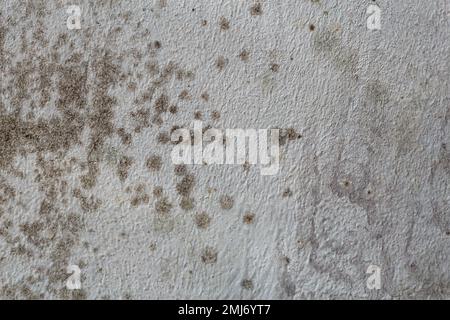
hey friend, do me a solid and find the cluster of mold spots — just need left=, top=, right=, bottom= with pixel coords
left=0, top=1, right=309, bottom=299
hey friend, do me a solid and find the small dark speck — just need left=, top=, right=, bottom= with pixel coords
left=309, top=24, right=315, bottom=31
left=282, top=188, right=292, bottom=198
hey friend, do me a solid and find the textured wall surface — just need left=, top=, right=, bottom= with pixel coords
left=0, top=0, right=449, bottom=299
